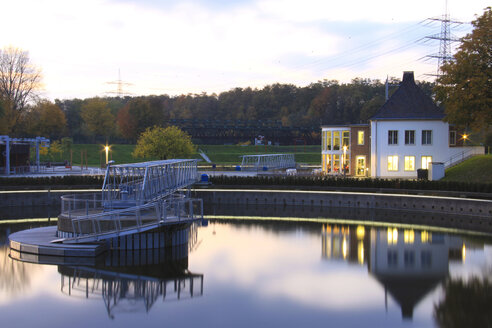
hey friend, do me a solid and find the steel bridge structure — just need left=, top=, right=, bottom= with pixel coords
left=240, top=154, right=296, bottom=171
left=57, top=159, right=202, bottom=244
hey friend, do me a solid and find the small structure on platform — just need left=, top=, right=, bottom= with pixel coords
left=0, top=135, right=50, bottom=175
left=9, top=159, right=203, bottom=258
left=240, top=154, right=295, bottom=171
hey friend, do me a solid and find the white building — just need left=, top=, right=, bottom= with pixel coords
left=322, top=71, right=483, bottom=179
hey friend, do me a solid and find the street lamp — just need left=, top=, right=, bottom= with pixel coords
left=105, top=145, right=110, bottom=165
left=462, top=134, right=468, bottom=145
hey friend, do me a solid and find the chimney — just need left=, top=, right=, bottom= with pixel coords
left=402, top=71, right=415, bottom=84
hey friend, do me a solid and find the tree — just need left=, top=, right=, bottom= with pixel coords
left=81, top=98, right=115, bottom=140
left=435, top=7, right=492, bottom=132
left=22, top=100, right=66, bottom=138
left=0, top=47, right=42, bottom=133
left=132, top=126, right=196, bottom=160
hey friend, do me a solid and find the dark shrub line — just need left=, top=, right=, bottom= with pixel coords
left=0, top=175, right=105, bottom=187
left=209, top=175, right=492, bottom=193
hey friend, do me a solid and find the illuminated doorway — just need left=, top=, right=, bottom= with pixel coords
left=356, top=156, right=366, bottom=176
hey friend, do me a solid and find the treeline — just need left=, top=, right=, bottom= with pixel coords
left=3, top=77, right=435, bottom=144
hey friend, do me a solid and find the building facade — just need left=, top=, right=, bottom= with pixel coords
left=321, top=72, right=483, bottom=179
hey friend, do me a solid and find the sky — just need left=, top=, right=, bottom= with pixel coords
left=0, top=0, right=489, bottom=100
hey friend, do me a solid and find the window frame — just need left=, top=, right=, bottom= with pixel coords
left=421, top=156, right=432, bottom=169
left=388, top=130, right=398, bottom=145
left=449, top=130, right=456, bottom=146
left=387, top=155, right=399, bottom=171
left=357, top=130, right=364, bottom=145
left=422, top=130, right=432, bottom=145
left=404, top=130, right=415, bottom=145
left=404, top=156, right=416, bottom=171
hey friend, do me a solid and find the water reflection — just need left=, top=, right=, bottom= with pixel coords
left=434, top=275, right=492, bottom=328
left=59, top=248, right=204, bottom=319
left=321, top=223, right=466, bottom=320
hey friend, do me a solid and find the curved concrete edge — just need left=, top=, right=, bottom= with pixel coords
left=9, top=226, right=106, bottom=259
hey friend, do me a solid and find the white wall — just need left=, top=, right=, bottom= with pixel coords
left=372, top=120, right=450, bottom=178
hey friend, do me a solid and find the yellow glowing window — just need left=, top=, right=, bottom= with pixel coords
left=388, top=155, right=398, bottom=171
left=421, top=156, right=432, bottom=169
left=404, top=156, right=415, bottom=171
left=404, top=230, right=415, bottom=244
left=358, top=131, right=364, bottom=145
left=421, top=231, right=431, bottom=243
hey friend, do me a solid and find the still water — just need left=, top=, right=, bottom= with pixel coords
left=1, top=209, right=491, bottom=328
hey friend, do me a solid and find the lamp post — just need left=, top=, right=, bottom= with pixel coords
left=105, top=145, right=110, bottom=165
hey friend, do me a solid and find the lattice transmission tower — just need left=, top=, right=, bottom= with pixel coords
left=423, top=0, right=464, bottom=78
left=106, top=69, right=133, bottom=97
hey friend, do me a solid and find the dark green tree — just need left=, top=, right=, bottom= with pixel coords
left=435, top=7, right=492, bottom=132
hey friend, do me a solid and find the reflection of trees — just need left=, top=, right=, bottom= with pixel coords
left=434, top=276, right=492, bottom=328
left=0, top=245, right=42, bottom=297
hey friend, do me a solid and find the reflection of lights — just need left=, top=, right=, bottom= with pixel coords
left=342, top=237, right=348, bottom=259
left=421, top=231, right=431, bottom=243
left=387, top=228, right=398, bottom=244
left=358, top=241, right=364, bottom=265
left=404, top=230, right=415, bottom=244
left=462, top=244, right=466, bottom=262
left=356, top=226, right=365, bottom=240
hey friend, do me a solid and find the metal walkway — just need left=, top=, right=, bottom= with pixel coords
left=56, top=159, right=202, bottom=244
left=240, top=154, right=295, bottom=171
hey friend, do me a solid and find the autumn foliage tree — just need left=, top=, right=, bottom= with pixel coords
left=22, top=100, right=66, bottom=138
left=132, top=126, right=196, bottom=160
left=0, top=46, right=42, bottom=133
left=435, top=7, right=492, bottom=132
left=81, top=98, right=115, bottom=140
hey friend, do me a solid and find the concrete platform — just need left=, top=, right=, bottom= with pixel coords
left=9, top=226, right=107, bottom=258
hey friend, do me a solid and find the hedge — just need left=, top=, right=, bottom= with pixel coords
left=208, top=175, right=492, bottom=194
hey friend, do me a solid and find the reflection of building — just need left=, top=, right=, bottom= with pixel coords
left=321, top=223, right=465, bottom=320
left=321, top=224, right=370, bottom=265
left=369, top=228, right=462, bottom=319
left=59, top=246, right=203, bottom=319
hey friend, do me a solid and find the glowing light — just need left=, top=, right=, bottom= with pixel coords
left=404, top=230, right=415, bottom=244
left=358, top=241, right=364, bottom=265
left=421, top=231, right=431, bottom=243
left=387, top=228, right=398, bottom=244
left=462, top=134, right=468, bottom=140
left=342, top=237, right=348, bottom=259
left=104, top=144, right=111, bottom=165
left=462, top=244, right=466, bottom=262
left=356, top=225, right=365, bottom=240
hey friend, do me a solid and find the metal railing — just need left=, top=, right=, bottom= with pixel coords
left=240, top=154, right=296, bottom=171
left=60, top=194, right=203, bottom=243
left=444, top=147, right=484, bottom=168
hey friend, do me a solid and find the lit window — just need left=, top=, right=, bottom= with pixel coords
left=405, top=130, right=415, bottom=145
left=422, top=130, right=432, bottom=145
left=388, top=155, right=398, bottom=171
left=326, top=132, right=332, bottom=150
left=357, top=131, right=364, bottom=145
left=333, top=131, right=340, bottom=150
left=342, top=131, right=350, bottom=149
left=388, top=130, right=398, bottom=145
left=449, top=131, right=456, bottom=146
left=421, top=156, right=432, bottom=169
left=404, top=156, right=415, bottom=171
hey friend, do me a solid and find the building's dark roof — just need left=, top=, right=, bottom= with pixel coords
left=370, top=71, right=445, bottom=120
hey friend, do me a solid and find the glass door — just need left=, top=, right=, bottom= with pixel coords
left=356, top=156, right=366, bottom=176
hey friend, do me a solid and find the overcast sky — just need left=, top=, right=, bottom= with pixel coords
left=1, top=0, right=488, bottom=100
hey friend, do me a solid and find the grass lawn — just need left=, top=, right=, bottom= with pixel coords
left=443, top=155, right=492, bottom=183
left=36, top=144, right=321, bottom=166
